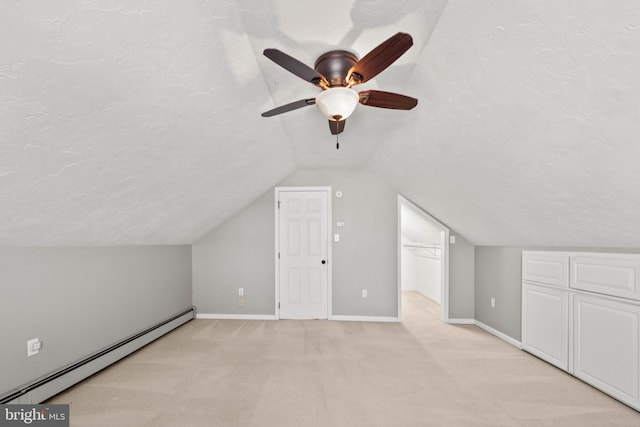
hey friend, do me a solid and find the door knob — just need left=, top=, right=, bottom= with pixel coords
left=321, top=260, right=326, bottom=264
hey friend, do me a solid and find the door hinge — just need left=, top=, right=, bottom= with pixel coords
left=277, top=200, right=281, bottom=209
left=278, top=252, right=280, bottom=259
left=278, top=302, right=280, bottom=309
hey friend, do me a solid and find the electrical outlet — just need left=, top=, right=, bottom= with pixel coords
left=27, top=338, right=42, bottom=357
left=362, top=289, right=368, bottom=298
left=334, top=233, right=340, bottom=242
left=238, top=287, right=244, bottom=296
left=239, top=298, right=244, bottom=306
left=490, top=297, right=496, bottom=308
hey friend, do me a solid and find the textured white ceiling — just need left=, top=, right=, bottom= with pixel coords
left=371, top=0, right=640, bottom=247
left=0, top=0, right=300, bottom=246
left=2, top=1, right=640, bottom=247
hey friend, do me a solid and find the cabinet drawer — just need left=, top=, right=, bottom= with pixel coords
left=571, top=254, right=640, bottom=301
left=522, top=252, right=569, bottom=288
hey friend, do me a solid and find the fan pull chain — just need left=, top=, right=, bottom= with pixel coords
left=331, top=115, right=341, bottom=149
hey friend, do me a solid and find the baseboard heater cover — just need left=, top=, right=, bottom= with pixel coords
left=0, top=306, right=195, bottom=404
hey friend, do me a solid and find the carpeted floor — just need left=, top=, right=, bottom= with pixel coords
left=48, top=291, right=640, bottom=426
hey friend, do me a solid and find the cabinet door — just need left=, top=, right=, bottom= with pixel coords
left=573, top=293, right=640, bottom=410
left=522, top=283, right=569, bottom=370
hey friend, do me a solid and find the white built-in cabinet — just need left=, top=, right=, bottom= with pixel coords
left=522, top=251, right=640, bottom=412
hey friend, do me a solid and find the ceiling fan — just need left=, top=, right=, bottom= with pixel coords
left=261, top=32, right=418, bottom=148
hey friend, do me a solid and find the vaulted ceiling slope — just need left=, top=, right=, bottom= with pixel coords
left=2, top=1, right=640, bottom=247
left=371, top=0, right=640, bottom=247
left=0, top=0, right=301, bottom=246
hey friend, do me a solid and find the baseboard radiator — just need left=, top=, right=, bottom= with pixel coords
left=0, top=307, right=196, bottom=404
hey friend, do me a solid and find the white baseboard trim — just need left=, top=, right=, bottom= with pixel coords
left=446, top=318, right=475, bottom=324
left=474, top=320, right=522, bottom=349
left=330, top=315, right=400, bottom=323
left=196, top=314, right=277, bottom=320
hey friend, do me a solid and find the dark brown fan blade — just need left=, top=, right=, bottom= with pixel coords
left=264, top=49, right=328, bottom=87
left=262, top=98, right=316, bottom=117
left=347, top=33, right=413, bottom=84
left=328, top=119, right=346, bottom=135
left=358, top=90, right=417, bottom=110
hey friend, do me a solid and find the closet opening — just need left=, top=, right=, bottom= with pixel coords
left=398, top=196, right=450, bottom=322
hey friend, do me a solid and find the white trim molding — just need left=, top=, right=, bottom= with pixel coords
left=196, top=314, right=277, bottom=320
left=474, top=320, right=523, bottom=349
left=446, top=318, right=475, bottom=324
left=330, top=315, right=400, bottom=323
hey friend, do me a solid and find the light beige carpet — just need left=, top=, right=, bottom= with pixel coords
left=48, top=291, right=640, bottom=426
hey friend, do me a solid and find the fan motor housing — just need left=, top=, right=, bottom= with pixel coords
left=314, top=50, right=359, bottom=87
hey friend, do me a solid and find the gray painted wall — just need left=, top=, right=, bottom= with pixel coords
left=474, top=246, right=523, bottom=340
left=193, top=189, right=276, bottom=315
left=0, top=245, right=192, bottom=395
left=193, top=168, right=399, bottom=317
left=448, top=233, right=475, bottom=319
left=193, top=168, right=477, bottom=320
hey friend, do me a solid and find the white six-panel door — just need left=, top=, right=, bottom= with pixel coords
left=277, top=188, right=330, bottom=319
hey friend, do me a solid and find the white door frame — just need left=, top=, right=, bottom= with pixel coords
left=275, top=186, right=332, bottom=319
left=398, top=195, right=450, bottom=323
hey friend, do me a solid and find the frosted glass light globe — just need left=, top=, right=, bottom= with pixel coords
left=315, top=87, right=359, bottom=121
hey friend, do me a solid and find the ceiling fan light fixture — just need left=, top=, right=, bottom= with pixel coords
left=315, top=87, right=359, bottom=121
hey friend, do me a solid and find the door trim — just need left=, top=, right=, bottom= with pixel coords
left=275, top=187, right=332, bottom=320
left=398, top=195, right=450, bottom=323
